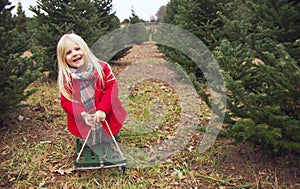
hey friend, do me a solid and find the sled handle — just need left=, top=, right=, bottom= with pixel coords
left=76, top=120, right=124, bottom=162
left=104, top=120, right=124, bottom=158
left=76, top=129, right=91, bottom=162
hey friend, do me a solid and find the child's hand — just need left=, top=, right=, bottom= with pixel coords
left=81, top=112, right=96, bottom=127
left=94, top=110, right=106, bottom=123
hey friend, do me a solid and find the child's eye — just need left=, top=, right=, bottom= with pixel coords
left=75, top=47, right=80, bottom=51
left=66, top=50, right=71, bottom=55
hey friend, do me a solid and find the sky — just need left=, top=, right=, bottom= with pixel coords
left=9, top=0, right=169, bottom=21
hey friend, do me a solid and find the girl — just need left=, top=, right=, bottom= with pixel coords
left=56, top=33, right=126, bottom=142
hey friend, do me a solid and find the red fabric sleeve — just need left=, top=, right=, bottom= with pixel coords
left=96, top=62, right=116, bottom=114
left=60, top=94, right=85, bottom=118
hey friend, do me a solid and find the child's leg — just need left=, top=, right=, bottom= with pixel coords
left=114, top=131, right=120, bottom=142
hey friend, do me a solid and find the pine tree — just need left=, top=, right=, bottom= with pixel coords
left=93, top=8, right=145, bottom=62
left=13, top=1, right=27, bottom=32
left=162, top=0, right=300, bottom=154
left=94, top=0, right=120, bottom=31
left=129, top=9, right=142, bottom=24
left=216, top=0, right=300, bottom=154
left=160, top=0, right=235, bottom=81
left=29, top=0, right=120, bottom=78
left=0, top=0, right=42, bottom=126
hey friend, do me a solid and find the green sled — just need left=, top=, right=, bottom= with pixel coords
left=74, top=138, right=126, bottom=173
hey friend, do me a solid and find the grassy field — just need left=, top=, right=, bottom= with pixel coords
left=0, top=77, right=299, bottom=189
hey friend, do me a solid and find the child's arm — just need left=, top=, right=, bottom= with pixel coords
left=61, top=94, right=86, bottom=118
left=96, top=62, right=118, bottom=115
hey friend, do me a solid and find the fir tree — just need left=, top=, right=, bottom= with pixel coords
left=162, top=0, right=300, bottom=154
left=0, top=0, right=42, bottom=126
left=93, top=7, right=145, bottom=62
left=129, top=8, right=142, bottom=24
left=13, top=1, right=27, bottom=32
left=217, top=0, right=300, bottom=154
left=93, top=0, right=120, bottom=31
left=29, top=0, right=120, bottom=78
left=160, top=0, right=235, bottom=81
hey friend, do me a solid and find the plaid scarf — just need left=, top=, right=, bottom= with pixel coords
left=71, top=64, right=97, bottom=114
left=71, top=64, right=104, bottom=145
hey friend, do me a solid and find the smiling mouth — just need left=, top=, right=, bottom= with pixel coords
left=73, top=57, right=82, bottom=63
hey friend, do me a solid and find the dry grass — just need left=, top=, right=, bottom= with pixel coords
left=0, top=78, right=298, bottom=189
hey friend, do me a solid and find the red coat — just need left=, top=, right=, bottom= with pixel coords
left=60, top=61, right=127, bottom=138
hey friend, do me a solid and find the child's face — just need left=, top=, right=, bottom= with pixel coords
left=65, top=40, right=85, bottom=69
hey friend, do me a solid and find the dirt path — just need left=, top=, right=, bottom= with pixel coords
left=119, top=43, right=165, bottom=63
left=111, top=43, right=165, bottom=75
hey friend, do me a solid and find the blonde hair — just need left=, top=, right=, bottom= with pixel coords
left=57, top=33, right=104, bottom=101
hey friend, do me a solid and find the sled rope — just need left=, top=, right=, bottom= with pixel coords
left=104, top=120, right=124, bottom=158
left=75, top=120, right=124, bottom=162
left=76, top=129, right=91, bottom=162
